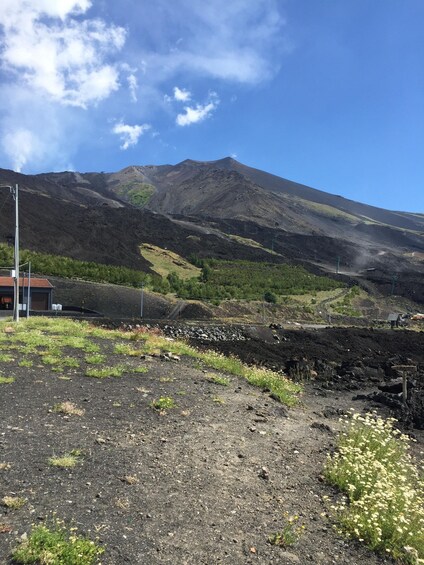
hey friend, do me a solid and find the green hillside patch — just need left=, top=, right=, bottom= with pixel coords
left=140, top=243, right=201, bottom=281
left=295, top=198, right=359, bottom=223
left=115, top=181, right=156, bottom=208
left=167, top=260, right=344, bottom=301
left=0, top=243, right=149, bottom=288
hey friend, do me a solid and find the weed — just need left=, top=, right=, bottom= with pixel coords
left=53, top=402, right=85, bottom=417
left=48, top=450, right=82, bottom=468
left=82, top=341, right=101, bottom=353
left=2, top=496, right=26, bottom=510
left=115, top=497, right=130, bottom=509
left=85, top=353, right=105, bottom=364
left=85, top=365, right=126, bottom=378
left=132, top=366, right=148, bottom=374
left=134, top=333, right=301, bottom=406
left=0, top=376, right=14, bottom=384
left=268, top=513, right=305, bottom=548
left=18, top=359, right=33, bottom=368
left=208, top=374, right=230, bottom=386
left=136, top=387, right=150, bottom=394
left=159, top=376, right=174, bottom=382
left=12, top=521, right=104, bottom=565
left=325, top=412, right=424, bottom=563
left=212, top=397, right=225, bottom=404
left=123, top=475, right=138, bottom=485
left=114, top=343, right=142, bottom=356
left=151, top=396, right=176, bottom=410
left=0, top=353, right=13, bottom=362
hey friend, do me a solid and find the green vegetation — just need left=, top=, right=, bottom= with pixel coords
left=48, top=450, right=82, bottom=468
left=12, top=521, right=104, bottom=565
left=85, top=365, right=126, bottom=378
left=325, top=412, right=424, bottom=564
left=114, top=181, right=155, bottom=208
left=331, top=286, right=361, bottom=317
left=0, top=376, right=14, bottom=384
left=142, top=334, right=301, bottom=406
left=53, top=402, right=85, bottom=416
left=0, top=243, right=150, bottom=287
left=0, top=353, right=13, bottom=362
left=165, top=259, right=344, bottom=301
left=207, top=374, right=230, bottom=386
left=85, top=353, right=105, bottom=364
left=140, top=243, right=201, bottom=280
left=2, top=496, right=27, bottom=510
left=268, top=513, right=305, bottom=548
left=151, top=396, right=176, bottom=410
left=0, top=318, right=301, bottom=407
left=0, top=242, right=343, bottom=306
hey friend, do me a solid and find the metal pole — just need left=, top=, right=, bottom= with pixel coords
left=27, top=261, right=31, bottom=319
left=12, top=184, right=19, bottom=322
left=140, top=283, right=144, bottom=318
left=402, top=373, right=408, bottom=403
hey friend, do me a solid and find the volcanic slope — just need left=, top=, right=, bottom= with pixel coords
left=0, top=159, right=423, bottom=304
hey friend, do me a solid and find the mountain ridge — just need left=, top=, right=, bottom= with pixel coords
left=0, top=157, right=423, bottom=304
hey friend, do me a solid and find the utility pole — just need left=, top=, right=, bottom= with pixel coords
left=26, top=261, right=31, bottom=319
left=12, top=184, right=19, bottom=322
left=0, top=184, right=19, bottom=322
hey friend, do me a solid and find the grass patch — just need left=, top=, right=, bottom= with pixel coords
left=268, top=513, right=305, bottom=548
left=140, top=243, right=201, bottom=281
left=132, top=366, right=148, bottom=374
left=48, top=450, right=82, bottom=468
left=0, top=318, right=301, bottom=406
left=114, top=343, right=143, bottom=356
left=85, top=353, right=105, bottom=364
left=151, top=396, right=176, bottom=411
left=18, top=359, right=33, bottom=367
left=85, top=365, right=126, bottom=378
left=136, top=333, right=301, bottom=406
left=2, top=496, right=26, bottom=510
left=12, top=521, right=104, bottom=565
left=53, top=402, right=85, bottom=416
left=325, top=412, right=424, bottom=563
left=212, top=396, right=225, bottom=404
left=207, top=374, right=230, bottom=386
left=0, top=353, right=14, bottom=362
left=0, top=376, right=14, bottom=384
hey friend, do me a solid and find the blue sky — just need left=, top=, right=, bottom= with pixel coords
left=0, top=1, right=423, bottom=212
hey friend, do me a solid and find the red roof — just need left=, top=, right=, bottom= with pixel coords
left=0, top=277, right=53, bottom=289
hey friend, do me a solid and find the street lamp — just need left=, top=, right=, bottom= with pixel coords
left=0, top=184, right=19, bottom=322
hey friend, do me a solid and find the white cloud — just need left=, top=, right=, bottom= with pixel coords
left=1, top=128, right=43, bottom=173
left=112, top=121, right=151, bottom=150
left=176, top=101, right=217, bottom=127
left=0, top=1, right=126, bottom=108
left=140, top=1, right=285, bottom=85
left=128, top=74, right=138, bottom=102
left=173, top=86, right=191, bottom=102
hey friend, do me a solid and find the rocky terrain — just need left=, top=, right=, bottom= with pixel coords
left=0, top=319, right=422, bottom=564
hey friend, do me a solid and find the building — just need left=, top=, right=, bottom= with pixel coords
left=0, top=276, right=53, bottom=311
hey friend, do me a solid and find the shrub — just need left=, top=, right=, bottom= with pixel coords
left=325, top=412, right=424, bottom=563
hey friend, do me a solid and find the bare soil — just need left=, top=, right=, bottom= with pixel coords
left=0, top=327, right=423, bottom=564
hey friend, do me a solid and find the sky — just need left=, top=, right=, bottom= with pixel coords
left=0, top=1, right=423, bottom=213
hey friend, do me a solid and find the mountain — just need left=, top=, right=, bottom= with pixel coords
left=0, top=158, right=423, bottom=303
